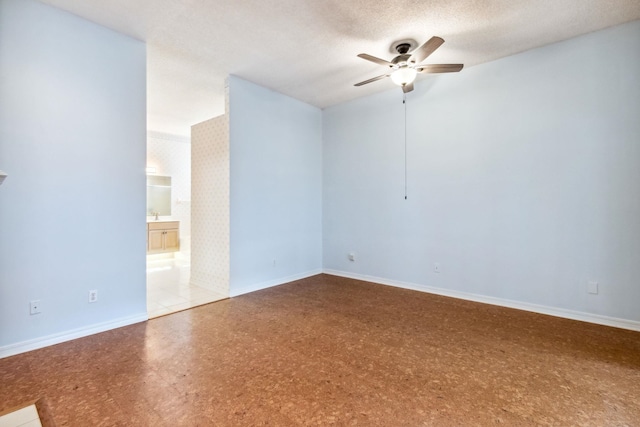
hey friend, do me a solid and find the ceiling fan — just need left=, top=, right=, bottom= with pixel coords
left=354, top=36, right=463, bottom=93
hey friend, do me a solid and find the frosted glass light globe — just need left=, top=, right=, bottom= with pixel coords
left=390, top=67, right=417, bottom=86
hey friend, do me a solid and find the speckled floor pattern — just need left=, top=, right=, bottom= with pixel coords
left=1, top=274, right=639, bottom=426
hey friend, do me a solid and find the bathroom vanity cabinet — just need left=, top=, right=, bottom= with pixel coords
left=147, top=221, right=180, bottom=254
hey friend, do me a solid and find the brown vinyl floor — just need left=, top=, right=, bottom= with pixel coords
left=1, top=274, right=639, bottom=426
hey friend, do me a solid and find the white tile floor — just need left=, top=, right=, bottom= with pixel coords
left=0, top=405, right=41, bottom=427
left=146, top=253, right=227, bottom=319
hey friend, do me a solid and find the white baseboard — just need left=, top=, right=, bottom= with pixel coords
left=323, top=269, right=640, bottom=332
left=0, top=313, right=148, bottom=359
left=230, top=268, right=323, bottom=298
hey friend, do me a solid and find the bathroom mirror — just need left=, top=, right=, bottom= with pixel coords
left=147, top=175, right=171, bottom=216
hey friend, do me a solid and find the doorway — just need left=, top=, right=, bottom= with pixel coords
left=145, top=131, right=225, bottom=318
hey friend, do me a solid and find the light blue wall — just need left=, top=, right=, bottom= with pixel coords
left=229, top=76, right=323, bottom=295
left=0, top=0, right=147, bottom=354
left=1, top=1, right=636, bottom=356
left=323, top=21, right=640, bottom=321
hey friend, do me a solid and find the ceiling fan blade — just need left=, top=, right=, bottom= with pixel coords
left=416, top=64, right=464, bottom=73
left=357, top=53, right=394, bottom=67
left=354, top=74, right=390, bottom=87
left=409, top=36, right=444, bottom=64
left=402, top=82, right=414, bottom=93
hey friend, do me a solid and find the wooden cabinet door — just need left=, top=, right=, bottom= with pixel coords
left=148, top=230, right=165, bottom=252
left=147, top=222, right=180, bottom=254
left=164, top=229, right=180, bottom=252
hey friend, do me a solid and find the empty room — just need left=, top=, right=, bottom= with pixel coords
left=0, top=0, right=639, bottom=425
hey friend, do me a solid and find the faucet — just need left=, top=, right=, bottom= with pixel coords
left=154, top=212, right=159, bottom=221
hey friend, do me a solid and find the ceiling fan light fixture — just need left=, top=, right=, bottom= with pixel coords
left=390, top=66, right=417, bottom=87
left=354, top=36, right=463, bottom=93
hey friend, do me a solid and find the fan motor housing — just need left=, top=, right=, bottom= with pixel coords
left=392, top=54, right=411, bottom=66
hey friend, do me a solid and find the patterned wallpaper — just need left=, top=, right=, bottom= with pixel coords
left=190, top=107, right=230, bottom=295
left=147, top=132, right=191, bottom=250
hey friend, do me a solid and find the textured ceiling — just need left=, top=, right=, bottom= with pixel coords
left=39, top=0, right=640, bottom=136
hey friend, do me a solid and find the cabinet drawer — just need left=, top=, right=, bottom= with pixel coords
left=148, top=221, right=179, bottom=230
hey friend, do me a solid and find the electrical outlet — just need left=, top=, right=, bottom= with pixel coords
left=348, top=252, right=356, bottom=262
left=89, top=290, right=98, bottom=303
left=587, top=280, right=598, bottom=295
left=30, top=300, right=41, bottom=315
left=434, top=262, right=441, bottom=273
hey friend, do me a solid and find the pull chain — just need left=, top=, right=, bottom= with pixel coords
left=403, top=93, right=407, bottom=200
